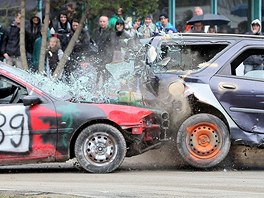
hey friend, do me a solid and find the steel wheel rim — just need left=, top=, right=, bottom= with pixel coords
left=83, top=132, right=117, bottom=166
left=187, top=122, right=222, bottom=159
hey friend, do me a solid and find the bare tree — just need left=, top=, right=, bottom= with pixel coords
left=38, top=0, right=50, bottom=73
left=52, top=6, right=89, bottom=79
left=20, top=0, right=28, bottom=70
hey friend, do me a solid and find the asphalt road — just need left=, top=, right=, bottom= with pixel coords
left=1, top=144, right=264, bottom=198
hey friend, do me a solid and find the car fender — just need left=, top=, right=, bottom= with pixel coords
left=92, top=104, right=154, bottom=131
left=185, top=82, right=237, bottom=129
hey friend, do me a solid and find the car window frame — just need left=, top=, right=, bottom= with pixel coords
left=217, top=45, right=264, bottom=82
left=152, top=39, right=231, bottom=74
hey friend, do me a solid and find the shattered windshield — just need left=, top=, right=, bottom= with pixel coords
left=1, top=65, right=77, bottom=100
left=151, top=41, right=228, bottom=74
left=0, top=57, right=139, bottom=104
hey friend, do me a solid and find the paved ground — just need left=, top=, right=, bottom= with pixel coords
left=1, top=144, right=264, bottom=197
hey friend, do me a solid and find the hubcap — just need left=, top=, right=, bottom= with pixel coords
left=84, top=132, right=116, bottom=166
left=188, top=124, right=221, bottom=158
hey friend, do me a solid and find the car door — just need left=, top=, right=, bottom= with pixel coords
left=0, top=75, right=58, bottom=163
left=210, top=47, right=264, bottom=133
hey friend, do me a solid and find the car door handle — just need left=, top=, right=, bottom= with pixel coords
left=220, top=84, right=236, bottom=89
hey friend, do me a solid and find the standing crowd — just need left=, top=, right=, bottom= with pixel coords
left=0, top=4, right=262, bottom=82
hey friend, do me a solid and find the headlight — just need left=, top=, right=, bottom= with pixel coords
left=168, top=81, right=185, bottom=97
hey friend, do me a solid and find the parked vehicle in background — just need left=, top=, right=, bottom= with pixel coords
left=136, top=33, right=264, bottom=169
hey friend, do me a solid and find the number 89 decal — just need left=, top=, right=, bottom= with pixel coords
left=0, top=106, right=29, bottom=153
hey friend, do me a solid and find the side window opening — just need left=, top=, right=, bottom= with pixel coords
left=0, top=76, right=28, bottom=104
left=231, top=49, right=264, bottom=79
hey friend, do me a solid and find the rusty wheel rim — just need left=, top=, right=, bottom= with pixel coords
left=187, top=122, right=222, bottom=159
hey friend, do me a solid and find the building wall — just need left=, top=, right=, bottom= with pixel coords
left=162, top=0, right=263, bottom=33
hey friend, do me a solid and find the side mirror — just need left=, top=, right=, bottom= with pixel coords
left=23, top=95, right=41, bottom=106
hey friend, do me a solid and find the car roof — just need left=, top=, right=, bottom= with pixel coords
left=150, top=33, right=264, bottom=44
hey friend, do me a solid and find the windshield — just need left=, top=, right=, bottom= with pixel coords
left=0, top=64, right=97, bottom=101
left=150, top=41, right=228, bottom=74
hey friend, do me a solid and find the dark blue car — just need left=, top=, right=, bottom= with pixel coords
left=137, top=33, right=264, bottom=168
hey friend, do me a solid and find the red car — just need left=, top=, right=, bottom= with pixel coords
left=0, top=63, right=169, bottom=173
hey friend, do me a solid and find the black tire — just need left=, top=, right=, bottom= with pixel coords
left=74, top=123, right=126, bottom=173
left=176, top=113, right=231, bottom=169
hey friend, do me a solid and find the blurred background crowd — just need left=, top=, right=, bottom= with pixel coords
left=0, top=0, right=262, bottom=82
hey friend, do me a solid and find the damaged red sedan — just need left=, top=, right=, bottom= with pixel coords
left=0, top=63, right=169, bottom=173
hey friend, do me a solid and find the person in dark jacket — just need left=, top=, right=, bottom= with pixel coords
left=25, top=15, right=42, bottom=69
left=46, top=36, right=64, bottom=76
left=1, top=11, right=22, bottom=68
left=93, top=16, right=112, bottom=59
left=70, top=18, right=91, bottom=57
left=55, top=11, right=71, bottom=51
left=64, top=18, right=92, bottom=78
left=92, top=16, right=112, bottom=85
left=244, top=19, right=264, bottom=74
left=25, top=15, right=41, bottom=57
left=110, top=19, right=131, bottom=63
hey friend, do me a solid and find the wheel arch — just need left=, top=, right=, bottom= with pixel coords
left=190, top=96, right=230, bottom=132
left=69, top=119, right=124, bottom=159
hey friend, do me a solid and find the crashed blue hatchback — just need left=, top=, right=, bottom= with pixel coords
left=134, top=33, right=264, bottom=169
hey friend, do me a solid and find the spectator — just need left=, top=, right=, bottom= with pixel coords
left=237, top=21, right=247, bottom=34
left=108, top=7, right=125, bottom=30
left=125, top=17, right=141, bottom=38
left=188, top=22, right=204, bottom=33
left=43, top=15, right=56, bottom=36
left=1, top=11, right=22, bottom=68
left=56, top=11, right=71, bottom=51
left=124, top=16, right=133, bottom=32
left=182, top=9, right=193, bottom=32
left=208, top=25, right=217, bottom=33
left=233, top=28, right=240, bottom=34
left=65, top=2, right=78, bottom=22
left=193, top=6, right=203, bottom=16
left=218, top=25, right=230, bottom=33
left=138, top=15, right=158, bottom=38
left=70, top=18, right=91, bottom=56
left=25, top=15, right=42, bottom=67
left=64, top=18, right=92, bottom=77
left=93, top=16, right=112, bottom=60
left=110, top=19, right=131, bottom=63
left=246, top=19, right=262, bottom=35
left=46, top=36, right=63, bottom=76
left=93, top=16, right=112, bottom=84
left=188, top=6, right=208, bottom=33
left=243, top=19, right=263, bottom=74
left=156, top=13, right=177, bottom=34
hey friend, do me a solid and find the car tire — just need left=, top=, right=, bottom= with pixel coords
left=176, top=113, right=231, bottom=169
left=74, top=123, right=126, bottom=173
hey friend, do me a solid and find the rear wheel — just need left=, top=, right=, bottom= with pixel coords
left=74, top=123, right=126, bottom=173
left=176, top=114, right=231, bottom=168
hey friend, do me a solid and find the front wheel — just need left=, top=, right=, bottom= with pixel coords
left=176, top=114, right=231, bottom=169
left=74, top=123, right=126, bottom=173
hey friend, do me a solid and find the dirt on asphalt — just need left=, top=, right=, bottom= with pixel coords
left=0, top=191, right=85, bottom=198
